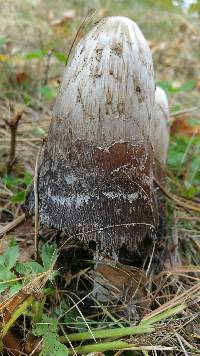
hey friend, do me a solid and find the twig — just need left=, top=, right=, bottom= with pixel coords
left=67, top=294, right=97, bottom=343
left=66, top=9, right=95, bottom=65
left=171, top=210, right=181, bottom=267
left=6, top=106, right=24, bottom=174
left=170, top=107, right=199, bottom=118
left=0, top=214, right=25, bottom=238
left=43, top=50, right=52, bottom=85
left=154, top=177, right=200, bottom=213
left=60, top=325, right=77, bottom=356
left=28, top=338, right=43, bottom=356
left=146, top=241, right=155, bottom=275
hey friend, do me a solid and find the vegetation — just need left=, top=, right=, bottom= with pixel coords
left=0, top=0, right=200, bottom=355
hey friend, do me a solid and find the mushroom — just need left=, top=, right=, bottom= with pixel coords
left=153, top=86, right=169, bottom=167
left=24, top=16, right=169, bottom=264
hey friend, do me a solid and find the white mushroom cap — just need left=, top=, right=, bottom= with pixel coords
left=152, top=86, right=169, bottom=166
left=155, top=86, right=169, bottom=117
left=51, top=16, right=155, bottom=147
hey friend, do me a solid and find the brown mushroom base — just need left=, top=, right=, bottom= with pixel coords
left=24, top=141, right=160, bottom=260
left=24, top=141, right=167, bottom=320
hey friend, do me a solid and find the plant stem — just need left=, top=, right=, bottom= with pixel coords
left=60, top=303, right=184, bottom=347
left=2, top=296, right=34, bottom=337
left=68, top=341, right=174, bottom=355
left=141, top=304, right=185, bottom=325
left=68, top=340, right=138, bottom=355
left=6, top=107, right=24, bottom=174
left=60, top=324, right=154, bottom=344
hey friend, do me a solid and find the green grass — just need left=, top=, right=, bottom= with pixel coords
left=0, top=1, right=200, bottom=355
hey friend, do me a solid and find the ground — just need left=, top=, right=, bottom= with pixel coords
left=0, top=1, right=200, bottom=355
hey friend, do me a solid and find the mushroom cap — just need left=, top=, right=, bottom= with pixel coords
left=155, top=86, right=169, bottom=116
left=152, top=86, right=169, bottom=166
left=52, top=16, right=155, bottom=145
left=24, top=16, right=158, bottom=255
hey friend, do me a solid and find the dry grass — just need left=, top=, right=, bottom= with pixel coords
left=0, top=1, right=200, bottom=355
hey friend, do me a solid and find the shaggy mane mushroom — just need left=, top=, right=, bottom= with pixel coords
left=24, top=16, right=169, bottom=264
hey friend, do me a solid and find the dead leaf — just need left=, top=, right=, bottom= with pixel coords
left=50, top=9, right=76, bottom=27
left=94, top=261, right=148, bottom=313
left=15, top=71, right=28, bottom=84
left=0, top=290, right=29, bottom=321
left=171, top=118, right=200, bottom=136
